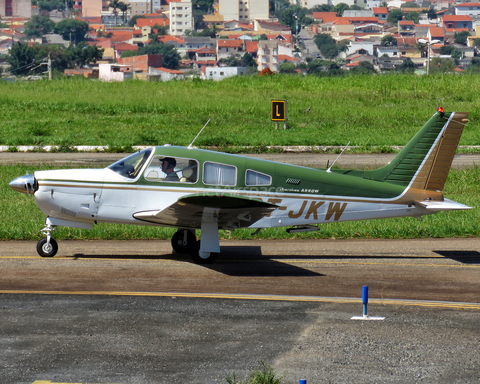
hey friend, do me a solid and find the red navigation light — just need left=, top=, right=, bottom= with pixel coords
left=437, top=107, right=444, bottom=113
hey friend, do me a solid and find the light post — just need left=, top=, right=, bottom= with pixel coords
left=418, top=38, right=440, bottom=75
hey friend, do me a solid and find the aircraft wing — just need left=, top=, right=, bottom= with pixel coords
left=133, top=193, right=278, bottom=229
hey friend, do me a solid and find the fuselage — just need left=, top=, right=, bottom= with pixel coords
left=29, top=145, right=435, bottom=231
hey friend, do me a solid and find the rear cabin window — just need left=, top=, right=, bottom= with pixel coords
left=245, top=170, right=272, bottom=186
left=144, top=156, right=198, bottom=183
left=203, top=162, right=237, bottom=186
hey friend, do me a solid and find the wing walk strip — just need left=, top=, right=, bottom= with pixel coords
left=0, top=290, right=478, bottom=310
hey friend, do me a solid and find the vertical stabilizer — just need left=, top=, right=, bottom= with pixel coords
left=364, top=111, right=469, bottom=192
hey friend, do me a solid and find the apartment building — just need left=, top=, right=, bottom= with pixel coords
left=215, top=0, right=268, bottom=22
left=0, top=0, right=31, bottom=18
left=169, top=0, right=193, bottom=36
left=129, top=0, right=163, bottom=16
left=81, top=0, right=109, bottom=17
left=257, top=40, right=278, bottom=73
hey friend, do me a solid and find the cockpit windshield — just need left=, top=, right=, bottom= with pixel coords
left=107, top=148, right=153, bottom=179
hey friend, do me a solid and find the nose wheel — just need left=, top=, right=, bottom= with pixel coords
left=37, top=221, right=58, bottom=257
left=37, top=237, right=58, bottom=257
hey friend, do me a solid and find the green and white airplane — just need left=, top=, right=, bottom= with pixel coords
left=9, top=108, right=471, bottom=263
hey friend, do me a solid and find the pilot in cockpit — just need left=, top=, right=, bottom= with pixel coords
left=160, top=157, right=179, bottom=182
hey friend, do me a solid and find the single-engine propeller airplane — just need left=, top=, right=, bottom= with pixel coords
left=10, top=108, right=471, bottom=263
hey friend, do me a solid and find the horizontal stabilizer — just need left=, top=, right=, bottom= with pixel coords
left=416, top=199, right=472, bottom=211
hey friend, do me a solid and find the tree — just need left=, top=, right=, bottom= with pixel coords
left=118, top=2, right=132, bottom=25
left=405, top=11, right=420, bottom=24
left=473, top=38, right=480, bottom=46
left=398, top=57, right=415, bottom=73
left=320, top=44, right=339, bottom=59
left=138, top=41, right=181, bottom=69
left=6, top=42, right=37, bottom=75
left=333, top=2, right=349, bottom=16
left=454, top=30, right=470, bottom=45
left=350, top=61, right=375, bottom=75
left=387, top=9, right=403, bottom=23
left=279, top=61, right=296, bottom=73
left=218, top=54, right=242, bottom=67
left=66, top=42, right=104, bottom=67
left=54, top=19, right=89, bottom=44
left=242, top=52, right=256, bottom=68
left=429, top=57, right=455, bottom=73
left=24, top=15, right=55, bottom=40
left=380, top=35, right=397, bottom=47
left=129, top=14, right=145, bottom=28
left=109, top=0, right=121, bottom=27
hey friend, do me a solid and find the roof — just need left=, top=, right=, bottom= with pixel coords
left=372, top=7, right=388, bottom=14
left=217, top=39, right=244, bottom=48
left=430, top=27, right=444, bottom=38
left=114, top=43, right=138, bottom=51
left=278, top=54, right=299, bottom=62
left=107, top=30, right=134, bottom=43
left=454, top=2, right=480, bottom=7
left=153, top=67, right=184, bottom=74
left=399, top=20, right=415, bottom=25
left=312, top=12, right=338, bottom=23
left=136, top=17, right=169, bottom=28
left=159, top=35, right=186, bottom=44
left=245, top=40, right=259, bottom=53
left=442, top=15, right=473, bottom=21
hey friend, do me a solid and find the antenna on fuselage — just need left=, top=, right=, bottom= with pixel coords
left=188, top=119, right=211, bottom=149
left=326, top=141, right=350, bottom=173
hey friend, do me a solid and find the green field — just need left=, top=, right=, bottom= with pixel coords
left=1, top=74, right=480, bottom=151
left=1, top=74, right=479, bottom=241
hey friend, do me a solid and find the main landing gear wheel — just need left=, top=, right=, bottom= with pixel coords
left=171, top=229, right=196, bottom=254
left=190, top=240, right=217, bottom=264
left=36, top=238, right=58, bottom=257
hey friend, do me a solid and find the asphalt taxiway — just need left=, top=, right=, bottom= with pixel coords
left=0, top=239, right=479, bottom=383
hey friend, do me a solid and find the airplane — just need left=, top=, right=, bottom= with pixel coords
left=9, top=108, right=471, bottom=264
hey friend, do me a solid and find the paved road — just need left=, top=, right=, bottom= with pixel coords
left=2, top=152, right=480, bottom=169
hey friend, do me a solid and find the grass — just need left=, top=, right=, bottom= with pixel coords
left=226, top=361, right=282, bottom=384
left=1, top=164, right=479, bottom=241
left=1, top=75, right=480, bottom=151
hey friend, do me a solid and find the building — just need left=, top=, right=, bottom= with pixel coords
left=257, top=40, right=278, bottom=72
left=169, top=0, right=193, bottom=36
left=128, top=0, right=163, bottom=15
left=203, top=66, right=246, bottom=80
left=215, top=0, right=269, bottom=22
left=82, top=0, right=109, bottom=18
left=454, top=2, right=480, bottom=16
left=0, top=0, right=31, bottom=18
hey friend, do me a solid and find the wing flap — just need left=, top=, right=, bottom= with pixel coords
left=133, top=193, right=278, bottom=229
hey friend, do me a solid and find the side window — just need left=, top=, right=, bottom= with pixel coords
left=203, top=162, right=237, bottom=186
left=144, top=156, right=198, bottom=183
left=245, top=170, right=272, bottom=186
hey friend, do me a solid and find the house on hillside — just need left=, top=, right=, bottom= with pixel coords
left=217, top=39, right=244, bottom=59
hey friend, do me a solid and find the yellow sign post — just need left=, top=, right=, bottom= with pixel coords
left=271, top=99, right=288, bottom=129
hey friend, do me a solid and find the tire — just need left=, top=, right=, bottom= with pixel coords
left=171, top=229, right=196, bottom=254
left=190, top=241, right=217, bottom=264
left=36, top=238, right=58, bottom=257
